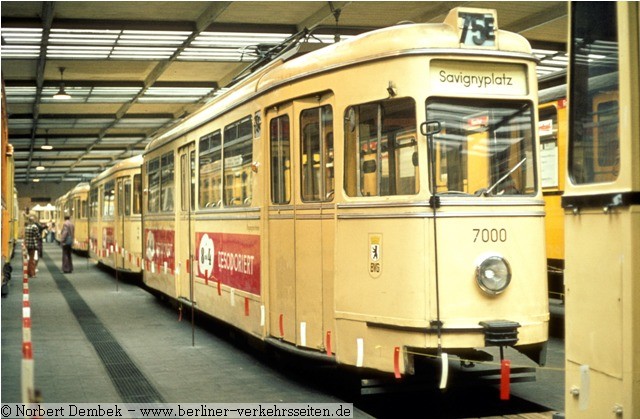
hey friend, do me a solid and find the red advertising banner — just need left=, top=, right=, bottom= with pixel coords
left=196, top=232, right=261, bottom=295
left=102, top=226, right=114, bottom=250
left=144, top=228, right=175, bottom=272
left=89, top=227, right=98, bottom=251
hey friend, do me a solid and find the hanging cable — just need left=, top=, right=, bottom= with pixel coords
left=329, top=2, right=342, bottom=42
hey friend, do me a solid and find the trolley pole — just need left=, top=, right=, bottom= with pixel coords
left=422, top=120, right=443, bottom=354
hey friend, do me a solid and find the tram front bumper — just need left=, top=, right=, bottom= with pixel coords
left=479, top=320, right=520, bottom=347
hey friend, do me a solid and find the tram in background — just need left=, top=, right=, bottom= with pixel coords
left=88, top=155, right=143, bottom=274
left=54, top=183, right=90, bottom=254
left=538, top=84, right=567, bottom=303
left=563, top=2, right=639, bottom=416
left=141, top=6, right=548, bottom=379
left=54, top=191, right=69, bottom=242
left=2, top=80, right=18, bottom=291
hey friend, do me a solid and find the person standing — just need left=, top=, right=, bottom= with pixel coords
left=48, top=222, right=56, bottom=243
left=35, top=219, right=44, bottom=272
left=60, top=215, right=75, bottom=273
left=24, top=216, right=39, bottom=277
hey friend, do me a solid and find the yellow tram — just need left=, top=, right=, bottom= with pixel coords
left=563, top=2, right=640, bottom=416
left=142, top=7, right=549, bottom=377
left=538, top=84, right=568, bottom=302
left=64, top=182, right=90, bottom=253
left=54, top=191, right=69, bottom=242
left=2, top=80, right=18, bottom=283
left=89, top=155, right=143, bottom=274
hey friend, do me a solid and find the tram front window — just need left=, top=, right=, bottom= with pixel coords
left=426, top=99, right=536, bottom=196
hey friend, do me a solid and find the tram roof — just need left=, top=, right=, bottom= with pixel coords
left=1, top=1, right=569, bottom=196
left=145, top=15, right=536, bottom=153
left=69, top=182, right=90, bottom=194
left=89, top=154, right=144, bottom=186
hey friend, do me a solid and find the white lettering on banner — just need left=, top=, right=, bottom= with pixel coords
left=218, top=251, right=255, bottom=275
left=198, top=234, right=214, bottom=277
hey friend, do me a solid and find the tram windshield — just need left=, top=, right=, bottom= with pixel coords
left=426, top=98, right=536, bottom=196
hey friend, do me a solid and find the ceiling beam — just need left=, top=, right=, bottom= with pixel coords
left=26, top=1, right=55, bottom=182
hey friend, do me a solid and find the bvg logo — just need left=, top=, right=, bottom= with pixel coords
left=369, top=233, right=382, bottom=278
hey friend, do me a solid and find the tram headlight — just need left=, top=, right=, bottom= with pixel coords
left=475, top=255, right=511, bottom=295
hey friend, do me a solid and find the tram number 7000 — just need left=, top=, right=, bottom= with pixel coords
left=473, top=228, right=507, bottom=243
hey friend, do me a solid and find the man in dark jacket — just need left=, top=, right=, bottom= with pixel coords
left=60, top=215, right=75, bottom=273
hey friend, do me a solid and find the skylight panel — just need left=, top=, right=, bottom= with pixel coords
left=179, top=48, right=249, bottom=61
left=194, top=31, right=291, bottom=48
left=0, top=28, right=43, bottom=43
left=50, top=28, right=121, bottom=44
left=111, top=46, right=177, bottom=59
left=1, top=45, right=41, bottom=58
left=139, top=87, right=215, bottom=103
left=8, top=119, right=34, bottom=130
left=4, top=86, right=37, bottom=104
left=115, top=118, right=172, bottom=128
left=119, top=30, right=191, bottom=46
left=46, top=45, right=112, bottom=59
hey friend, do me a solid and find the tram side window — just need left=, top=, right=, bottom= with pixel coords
left=569, top=2, right=619, bottom=184
left=103, top=181, right=115, bottom=217
left=117, top=181, right=124, bottom=217
left=147, top=158, right=160, bottom=213
left=181, top=154, right=188, bottom=212
left=133, top=174, right=142, bottom=214
left=270, top=115, right=291, bottom=204
left=81, top=199, right=88, bottom=219
left=344, top=98, right=418, bottom=197
left=90, top=188, right=99, bottom=218
left=223, top=116, right=253, bottom=206
left=199, top=130, right=222, bottom=208
left=124, top=179, right=132, bottom=216
left=190, top=151, right=196, bottom=211
left=539, top=105, right=559, bottom=189
left=199, top=130, right=222, bottom=209
left=160, top=152, right=174, bottom=212
left=301, top=105, right=334, bottom=202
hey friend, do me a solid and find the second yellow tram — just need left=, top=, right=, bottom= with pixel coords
left=539, top=84, right=568, bottom=302
left=89, top=155, right=143, bottom=274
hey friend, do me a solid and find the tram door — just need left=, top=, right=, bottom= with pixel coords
left=177, top=142, right=196, bottom=301
left=268, top=103, right=297, bottom=344
left=268, top=97, right=335, bottom=350
left=115, top=177, right=127, bottom=270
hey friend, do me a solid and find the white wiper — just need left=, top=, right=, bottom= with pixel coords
left=477, top=157, right=527, bottom=196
